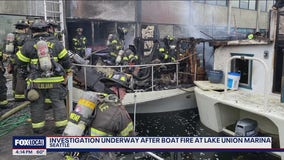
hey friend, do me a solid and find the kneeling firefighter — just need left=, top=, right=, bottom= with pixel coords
left=16, top=20, right=72, bottom=134
left=64, top=72, right=135, bottom=160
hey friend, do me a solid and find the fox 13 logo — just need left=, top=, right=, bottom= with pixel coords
left=13, top=136, right=46, bottom=149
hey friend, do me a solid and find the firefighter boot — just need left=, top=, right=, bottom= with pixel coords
left=54, top=126, right=65, bottom=134
left=0, top=100, right=9, bottom=108
left=33, top=127, right=47, bottom=135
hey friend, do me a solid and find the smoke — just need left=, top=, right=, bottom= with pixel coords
left=176, top=1, right=229, bottom=40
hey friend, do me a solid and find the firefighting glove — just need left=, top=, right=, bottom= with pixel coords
left=63, top=71, right=73, bottom=85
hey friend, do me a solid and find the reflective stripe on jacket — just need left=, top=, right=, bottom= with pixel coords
left=90, top=98, right=135, bottom=137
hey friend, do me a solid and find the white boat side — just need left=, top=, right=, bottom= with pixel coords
left=73, top=86, right=196, bottom=114
left=194, top=9, right=284, bottom=159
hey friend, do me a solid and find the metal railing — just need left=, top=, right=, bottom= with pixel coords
left=73, top=61, right=181, bottom=92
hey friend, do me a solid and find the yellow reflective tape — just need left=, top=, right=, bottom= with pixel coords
left=111, top=40, right=118, bottom=44
left=119, top=122, right=134, bottom=136
left=159, top=48, right=165, bottom=52
left=77, top=98, right=96, bottom=110
left=110, top=52, right=117, bottom=57
left=32, top=121, right=45, bottom=128
left=0, top=100, right=8, bottom=105
left=65, top=155, right=75, bottom=160
left=116, top=45, right=122, bottom=50
left=28, top=76, right=64, bottom=83
left=14, top=94, right=25, bottom=99
left=16, top=50, right=30, bottom=62
left=248, top=34, right=254, bottom=40
left=44, top=98, right=52, bottom=103
left=129, top=55, right=134, bottom=59
left=58, top=48, right=67, bottom=59
left=90, top=127, right=112, bottom=136
left=53, top=57, right=58, bottom=62
left=120, top=76, right=126, bottom=82
left=31, top=59, right=38, bottom=64
left=55, top=119, right=68, bottom=127
left=164, top=54, right=169, bottom=59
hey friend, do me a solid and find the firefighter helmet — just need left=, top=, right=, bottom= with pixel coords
left=166, top=35, right=174, bottom=41
left=76, top=27, right=83, bottom=32
left=124, top=48, right=133, bottom=57
left=107, top=34, right=114, bottom=41
left=46, top=19, right=59, bottom=27
left=14, top=20, right=29, bottom=29
left=100, top=72, right=133, bottom=91
left=30, top=20, right=48, bottom=32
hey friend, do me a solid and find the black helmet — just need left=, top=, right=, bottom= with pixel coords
left=100, top=72, right=133, bottom=92
left=14, top=20, right=29, bottom=29
left=46, top=19, right=59, bottom=27
left=30, top=20, right=48, bottom=32
left=124, top=48, right=134, bottom=57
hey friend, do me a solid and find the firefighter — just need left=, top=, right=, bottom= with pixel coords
left=46, top=19, right=62, bottom=41
left=6, top=20, right=30, bottom=102
left=163, top=35, right=177, bottom=59
left=108, top=38, right=123, bottom=65
left=155, top=42, right=176, bottom=63
left=121, top=48, right=139, bottom=74
left=16, top=20, right=72, bottom=134
left=0, top=47, right=9, bottom=108
left=65, top=72, right=135, bottom=160
left=72, top=27, right=87, bottom=58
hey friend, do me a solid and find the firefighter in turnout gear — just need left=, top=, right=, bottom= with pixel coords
left=6, top=20, right=31, bottom=101
left=16, top=20, right=72, bottom=134
left=72, top=27, right=87, bottom=58
left=64, top=72, right=135, bottom=160
left=0, top=48, right=9, bottom=108
left=47, top=19, right=63, bottom=41
left=121, top=48, right=139, bottom=74
left=106, top=34, right=123, bottom=65
left=156, top=43, right=176, bottom=63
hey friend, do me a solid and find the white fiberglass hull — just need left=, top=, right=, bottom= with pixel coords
left=72, top=87, right=196, bottom=114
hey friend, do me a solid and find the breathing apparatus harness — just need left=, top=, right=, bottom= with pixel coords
left=63, top=92, right=119, bottom=160
left=25, top=36, right=65, bottom=101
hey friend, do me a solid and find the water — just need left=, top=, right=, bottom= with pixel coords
left=127, top=108, right=280, bottom=160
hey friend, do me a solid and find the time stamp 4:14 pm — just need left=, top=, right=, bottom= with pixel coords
left=12, top=149, right=46, bottom=155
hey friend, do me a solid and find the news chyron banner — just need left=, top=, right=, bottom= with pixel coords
left=13, top=136, right=272, bottom=155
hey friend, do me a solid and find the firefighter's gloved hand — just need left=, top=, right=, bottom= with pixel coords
left=63, top=71, right=73, bottom=85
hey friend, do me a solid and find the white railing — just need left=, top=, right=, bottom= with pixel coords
left=224, top=56, right=269, bottom=108
left=72, top=61, right=181, bottom=92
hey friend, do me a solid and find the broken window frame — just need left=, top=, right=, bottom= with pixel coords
left=230, top=53, right=253, bottom=89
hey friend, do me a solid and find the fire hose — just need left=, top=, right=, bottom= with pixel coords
left=0, top=101, right=31, bottom=137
